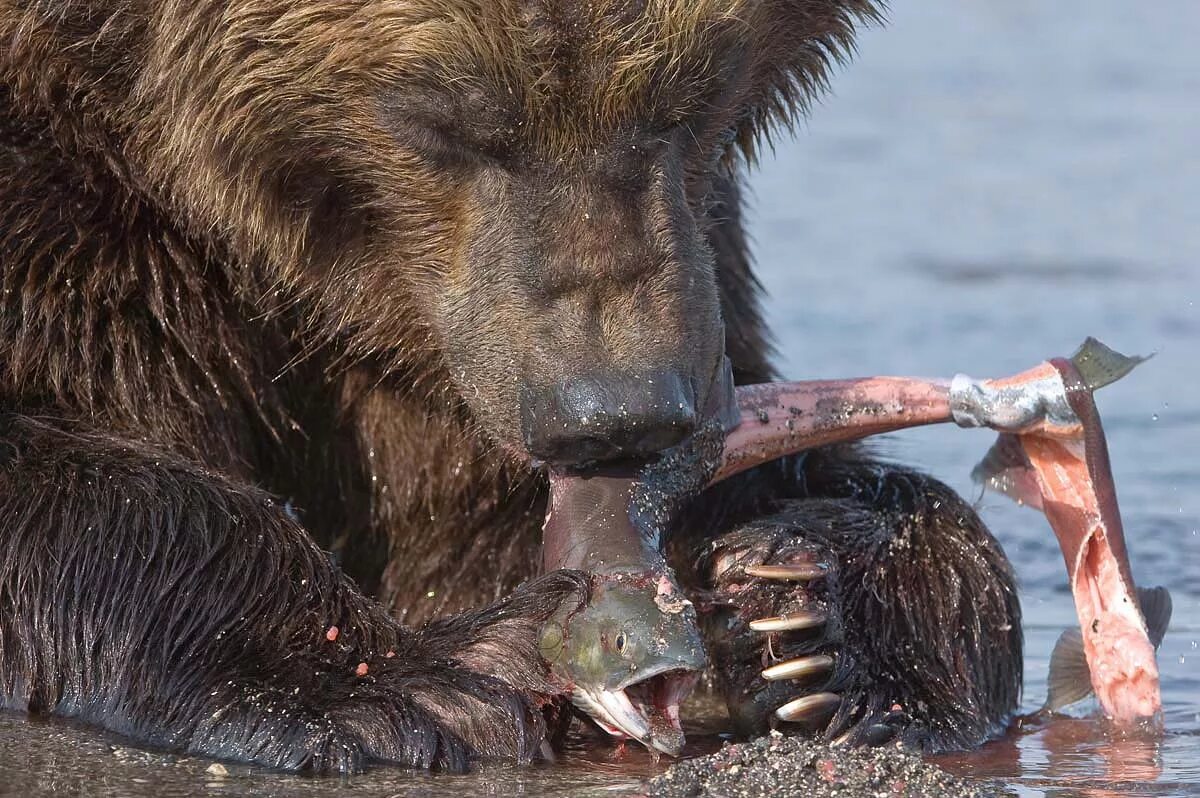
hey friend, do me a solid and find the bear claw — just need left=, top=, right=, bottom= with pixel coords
left=831, top=708, right=914, bottom=747
left=775, top=692, right=841, bottom=724
left=749, top=611, right=826, bottom=633
left=744, top=563, right=829, bottom=581
left=762, top=653, right=834, bottom=681
left=859, top=722, right=902, bottom=746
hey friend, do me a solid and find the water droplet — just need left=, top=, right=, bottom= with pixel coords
left=1151, top=413, right=1159, bottom=421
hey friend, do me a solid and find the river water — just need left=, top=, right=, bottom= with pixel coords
left=0, top=0, right=1196, bottom=795
left=755, top=1, right=1200, bottom=794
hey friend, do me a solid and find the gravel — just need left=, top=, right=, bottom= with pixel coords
left=637, top=733, right=1004, bottom=798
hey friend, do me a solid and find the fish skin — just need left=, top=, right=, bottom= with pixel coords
left=969, top=340, right=1163, bottom=725
left=1044, top=586, right=1173, bottom=713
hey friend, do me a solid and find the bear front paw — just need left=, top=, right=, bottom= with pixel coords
left=330, top=571, right=590, bottom=770
left=183, top=666, right=481, bottom=774
left=317, top=654, right=532, bottom=772
left=200, top=572, right=590, bottom=774
left=700, top=526, right=847, bottom=738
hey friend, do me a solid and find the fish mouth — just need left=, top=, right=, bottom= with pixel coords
left=573, top=668, right=699, bottom=756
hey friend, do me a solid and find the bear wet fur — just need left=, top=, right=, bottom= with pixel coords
left=0, top=0, right=1021, bottom=773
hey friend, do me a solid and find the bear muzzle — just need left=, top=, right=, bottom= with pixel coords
left=519, top=370, right=698, bottom=468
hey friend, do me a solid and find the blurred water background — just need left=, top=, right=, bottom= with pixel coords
left=0, top=0, right=1195, bottom=795
left=755, top=1, right=1199, bottom=794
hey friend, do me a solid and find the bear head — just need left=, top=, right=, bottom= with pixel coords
left=62, top=0, right=878, bottom=468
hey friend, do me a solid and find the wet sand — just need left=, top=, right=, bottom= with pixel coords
left=644, top=734, right=1002, bottom=798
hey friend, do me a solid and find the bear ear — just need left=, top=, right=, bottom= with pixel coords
left=729, top=0, right=884, bottom=161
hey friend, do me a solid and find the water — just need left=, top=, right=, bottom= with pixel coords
left=1, top=0, right=1197, bottom=795
left=753, top=1, right=1200, bottom=793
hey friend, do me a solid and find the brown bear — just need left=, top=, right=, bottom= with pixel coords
left=0, top=0, right=1021, bottom=773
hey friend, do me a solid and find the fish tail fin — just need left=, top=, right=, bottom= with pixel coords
left=1070, top=337, right=1151, bottom=392
left=971, top=434, right=1044, bottom=511
left=1041, top=585, right=1172, bottom=713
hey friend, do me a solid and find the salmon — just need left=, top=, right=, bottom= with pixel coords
left=970, top=339, right=1167, bottom=724
left=543, top=339, right=1166, bottom=744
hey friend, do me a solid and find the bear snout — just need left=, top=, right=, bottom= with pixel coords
left=519, top=370, right=697, bottom=467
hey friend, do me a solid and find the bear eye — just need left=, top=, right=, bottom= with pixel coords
left=401, top=123, right=474, bottom=164
left=614, top=632, right=627, bottom=653
left=390, top=117, right=512, bottom=170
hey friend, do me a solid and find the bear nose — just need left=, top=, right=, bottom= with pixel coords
left=520, top=371, right=697, bottom=467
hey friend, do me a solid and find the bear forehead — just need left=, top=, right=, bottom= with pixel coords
left=127, top=0, right=872, bottom=167
left=383, top=1, right=755, bottom=122
left=366, top=0, right=869, bottom=152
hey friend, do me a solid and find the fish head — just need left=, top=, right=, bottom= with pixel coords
left=540, top=571, right=707, bottom=756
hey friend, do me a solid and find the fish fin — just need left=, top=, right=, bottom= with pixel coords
left=1043, top=627, right=1094, bottom=712
left=971, top=434, right=1044, bottom=511
left=1069, top=337, right=1151, bottom=392
left=1137, top=586, right=1173, bottom=649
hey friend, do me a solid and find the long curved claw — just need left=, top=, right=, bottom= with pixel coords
left=859, top=723, right=901, bottom=746
left=744, top=563, right=829, bottom=581
left=775, top=692, right=842, bottom=724
left=749, top=611, right=826, bottom=633
left=831, top=707, right=916, bottom=747
left=762, top=654, right=834, bottom=682
left=833, top=721, right=901, bottom=748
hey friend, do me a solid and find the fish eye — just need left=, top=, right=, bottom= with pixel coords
left=614, top=632, right=627, bottom=653
left=539, top=621, right=565, bottom=661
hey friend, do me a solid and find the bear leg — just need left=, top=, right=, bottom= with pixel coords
left=684, top=450, right=1022, bottom=752
left=0, top=414, right=584, bottom=772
